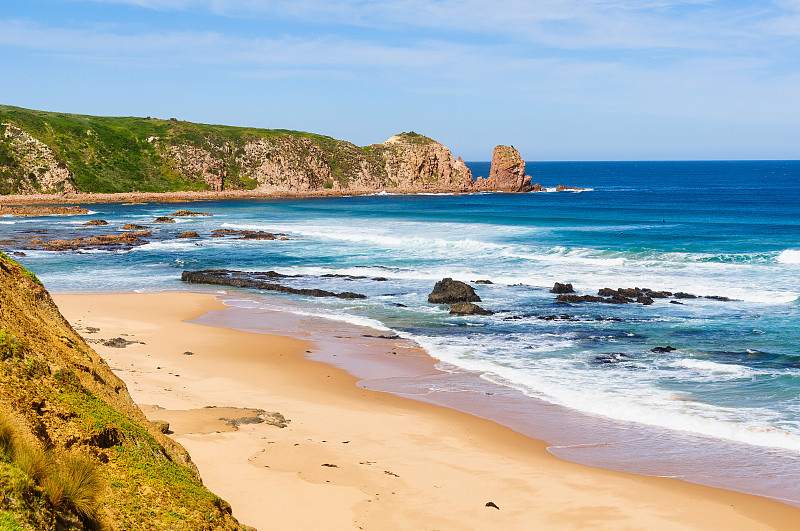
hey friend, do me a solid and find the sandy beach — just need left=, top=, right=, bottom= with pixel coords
left=52, top=292, right=800, bottom=530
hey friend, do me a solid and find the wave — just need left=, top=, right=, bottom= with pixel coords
left=777, top=249, right=800, bottom=264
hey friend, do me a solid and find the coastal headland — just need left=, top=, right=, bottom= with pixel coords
left=52, top=291, right=800, bottom=530
left=0, top=105, right=584, bottom=201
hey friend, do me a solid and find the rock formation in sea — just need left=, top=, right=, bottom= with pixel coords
left=427, top=278, right=482, bottom=304
left=0, top=251, right=242, bottom=529
left=473, top=145, right=534, bottom=193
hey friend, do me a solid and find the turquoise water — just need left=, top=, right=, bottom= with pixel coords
left=3, top=160, right=799, bottom=501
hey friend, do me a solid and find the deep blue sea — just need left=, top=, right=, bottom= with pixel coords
left=3, top=160, right=799, bottom=502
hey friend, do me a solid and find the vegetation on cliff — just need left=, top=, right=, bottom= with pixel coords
left=0, top=105, right=473, bottom=195
left=0, top=251, right=244, bottom=530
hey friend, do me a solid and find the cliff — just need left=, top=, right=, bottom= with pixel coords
left=0, top=105, right=476, bottom=195
left=0, top=252, right=244, bottom=530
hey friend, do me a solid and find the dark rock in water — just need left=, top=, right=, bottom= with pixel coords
left=428, top=278, right=481, bottom=304
left=181, top=269, right=367, bottom=299
left=538, top=314, right=572, bottom=320
left=176, top=231, right=199, bottom=238
left=449, top=302, right=494, bottom=315
left=551, top=282, right=574, bottom=294
left=83, top=219, right=108, bottom=226
left=674, top=292, right=697, bottom=299
left=395, top=303, right=407, bottom=307
left=557, top=294, right=606, bottom=303
left=669, top=300, right=684, bottom=305
left=123, top=223, right=150, bottom=230
left=172, top=210, right=212, bottom=217
left=372, top=277, right=389, bottom=281
left=705, top=295, right=733, bottom=301
left=637, top=295, right=654, bottom=305
left=153, top=216, right=175, bottom=223
left=473, top=279, right=493, bottom=284
left=651, top=346, right=677, bottom=353
left=12, top=251, right=25, bottom=256
left=594, top=352, right=630, bottom=364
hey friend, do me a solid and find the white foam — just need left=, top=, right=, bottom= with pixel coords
left=671, top=359, right=756, bottom=379
left=777, top=249, right=800, bottom=264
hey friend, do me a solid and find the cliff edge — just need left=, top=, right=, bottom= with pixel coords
left=0, top=252, right=244, bottom=530
left=0, top=105, right=480, bottom=196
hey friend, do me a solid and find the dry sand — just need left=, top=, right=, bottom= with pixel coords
left=53, top=292, right=800, bottom=530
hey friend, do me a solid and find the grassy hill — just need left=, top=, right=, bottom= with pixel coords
left=0, top=251, right=246, bottom=530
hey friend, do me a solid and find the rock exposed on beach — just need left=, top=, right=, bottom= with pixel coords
left=449, top=302, right=494, bottom=316
left=123, top=223, right=150, bottom=230
left=550, top=282, right=574, bottom=294
left=485, top=502, right=500, bottom=510
left=83, top=219, right=108, bottom=226
left=0, top=205, right=89, bottom=217
left=102, top=337, right=139, bottom=348
left=428, top=278, right=481, bottom=304
left=181, top=269, right=367, bottom=299
left=153, top=216, right=175, bottom=223
left=176, top=231, right=200, bottom=238
left=172, top=210, right=212, bottom=217
left=151, top=420, right=171, bottom=434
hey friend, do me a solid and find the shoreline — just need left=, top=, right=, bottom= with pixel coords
left=53, top=291, right=800, bottom=530
left=0, top=188, right=477, bottom=205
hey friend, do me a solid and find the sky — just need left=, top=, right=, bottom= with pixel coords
left=1, top=1, right=799, bottom=161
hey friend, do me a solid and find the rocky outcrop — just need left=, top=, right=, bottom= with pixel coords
left=474, top=145, right=532, bottom=192
left=1, top=123, right=77, bottom=194
left=181, top=269, right=367, bottom=299
left=550, top=282, right=574, bottom=294
left=428, top=278, right=481, bottom=304
left=449, top=302, right=494, bottom=315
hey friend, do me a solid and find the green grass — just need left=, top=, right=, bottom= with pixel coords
left=0, top=104, right=429, bottom=194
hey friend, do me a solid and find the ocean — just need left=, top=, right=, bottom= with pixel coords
left=3, top=160, right=799, bottom=504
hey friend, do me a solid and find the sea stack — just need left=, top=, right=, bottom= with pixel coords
left=475, top=145, right=534, bottom=192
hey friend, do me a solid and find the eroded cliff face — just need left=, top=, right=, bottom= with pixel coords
left=0, top=253, right=242, bottom=530
left=474, top=145, right=533, bottom=193
left=1, top=123, right=77, bottom=194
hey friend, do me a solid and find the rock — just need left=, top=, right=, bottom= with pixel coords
left=122, top=223, right=150, bottom=230
left=172, top=210, right=212, bottom=217
left=428, top=278, right=481, bottom=304
left=181, top=269, right=367, bottom=299
left=449, top=302, right=494, bottom=315
left=484, top=145, right=532, bottom=192
left=551, top=282, right=574, bottom=294
left=102, top=337, right=136, bottom=348
left=0, top=205, right=87, bottom=217
left=637, top=296, right=654, bottom=305
left=151, top=420, right=170, bottom=434
left=176, top=231, right=199, bottom=238
left=669, top=300, right=684, bottom=305
left=153, top=216, right=175, bottom=223
left=485, top=502, right=500, bottom=510
left=83, top=219, right=108, bottom=226
left=651, top=346, right=676, bottom=353
left=473, top=279, right=493, bottom=284
left=674, top=292, right=697, bottom=299
left=557, top=294, right=606, bottom=303
left=594, top=352, right=630, bottom=364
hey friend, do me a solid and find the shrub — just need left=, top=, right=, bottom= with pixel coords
left=44, top=453, right=103, bottom=521
left=0, top=413, right=16, bottom=459
left=15, top=444, right=53, bottom=484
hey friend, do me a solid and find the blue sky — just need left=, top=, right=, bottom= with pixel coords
left=1, top=0, right=799, bottom=160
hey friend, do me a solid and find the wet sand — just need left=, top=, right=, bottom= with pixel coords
left=54, top=292, right=800, bottom=530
